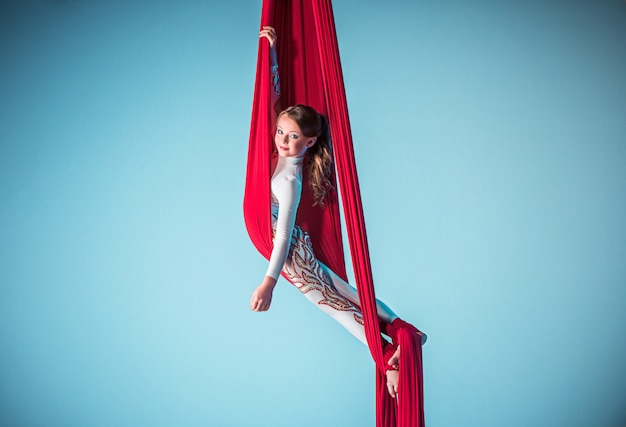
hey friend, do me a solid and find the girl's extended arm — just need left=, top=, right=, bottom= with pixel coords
left=250, top=163, right=301, bottom=312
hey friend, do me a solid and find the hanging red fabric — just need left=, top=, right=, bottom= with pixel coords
left=244, top=1, right=424, bottom=426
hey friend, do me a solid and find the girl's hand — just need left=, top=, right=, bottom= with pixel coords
left=259, top=25, right=277, bottom=48
left=250, top=276, right=277, bottom=312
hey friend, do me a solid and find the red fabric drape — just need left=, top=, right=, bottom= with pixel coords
left=244, top=0, right=346, bottom=281
left=244, top=1, right=424, bottom=426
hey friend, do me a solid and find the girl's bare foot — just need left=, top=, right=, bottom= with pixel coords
left=388, top=345, right=401, bottom=370
left=385, top=329, right=427, bottom=398
left=385, top=345, right=401, bottom=398
left=386, top=369, right=399, bottom=398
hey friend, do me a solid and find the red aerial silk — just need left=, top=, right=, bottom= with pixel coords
left=243, top=1, right=425, bottom=426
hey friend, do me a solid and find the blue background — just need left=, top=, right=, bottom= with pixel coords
left=1, top=1, right=625, bottom=426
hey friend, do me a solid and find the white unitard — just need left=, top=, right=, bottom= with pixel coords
left=267, top=154, right=397, bottom=345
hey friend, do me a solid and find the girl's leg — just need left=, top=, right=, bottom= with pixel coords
left=319, top=262, right=398, bottom=325
left=282, top=226, right=396, bottom=345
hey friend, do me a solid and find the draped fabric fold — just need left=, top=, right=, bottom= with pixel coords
left=244, top=1, right=424, bottom=426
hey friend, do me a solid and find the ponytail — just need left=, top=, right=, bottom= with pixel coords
left=305, top=114, right=333, bottom=206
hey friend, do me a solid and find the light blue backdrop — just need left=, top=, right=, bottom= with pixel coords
left=1, top=1, right=624, bottom=426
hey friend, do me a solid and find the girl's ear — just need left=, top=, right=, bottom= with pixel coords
left=307, top=137, right=317, bottom=147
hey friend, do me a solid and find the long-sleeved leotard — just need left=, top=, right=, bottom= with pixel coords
left=267, top=151, right=398, bottom=345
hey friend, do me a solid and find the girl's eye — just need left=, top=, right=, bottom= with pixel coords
left=277, top=129, right=283, bottom=135
left=290, top=134, right=299, bottom=139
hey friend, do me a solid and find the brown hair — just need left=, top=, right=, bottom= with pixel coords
left=278, top=104, right=333, bottom=206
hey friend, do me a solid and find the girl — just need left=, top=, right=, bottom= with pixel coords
left=249, top=26, right=423, bottom=398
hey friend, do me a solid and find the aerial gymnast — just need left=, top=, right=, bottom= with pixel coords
left=248, top=26, right=425, bottom=399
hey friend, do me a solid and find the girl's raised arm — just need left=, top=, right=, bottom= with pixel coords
left=259, top=26, right=282, bottom=113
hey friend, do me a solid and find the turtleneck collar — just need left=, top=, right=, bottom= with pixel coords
left=278, top=155, right=304, bottom=166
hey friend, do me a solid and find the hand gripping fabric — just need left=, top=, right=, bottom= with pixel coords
left=243, top=1, right=425, bottom=426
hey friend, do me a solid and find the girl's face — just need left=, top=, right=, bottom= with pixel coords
left=275, top=115, right=316, bottom=158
